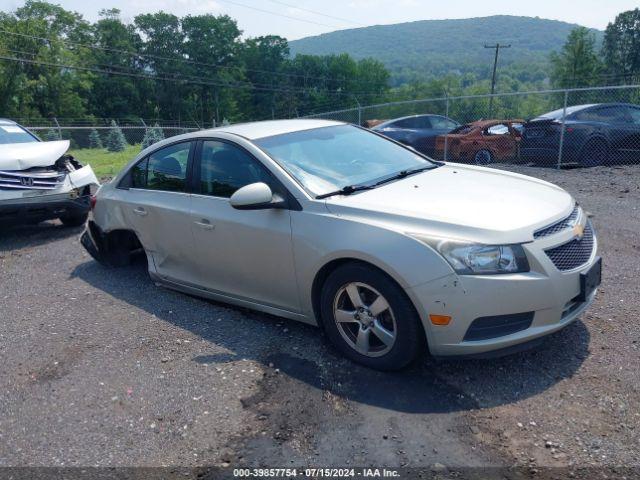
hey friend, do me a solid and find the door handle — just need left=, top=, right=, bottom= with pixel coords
left=133, top=207, right=148, bottom=216
left=194, top=219, right=214, bottom=231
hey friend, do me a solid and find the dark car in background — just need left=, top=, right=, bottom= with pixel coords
left=521, top=103, right=640, bottom=167
left=372, top=114, right=459, bottom=156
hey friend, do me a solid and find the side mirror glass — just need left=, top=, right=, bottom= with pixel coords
left=229, top=182, right=285, bottom=210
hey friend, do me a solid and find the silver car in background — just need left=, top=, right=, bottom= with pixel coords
left=82, top=120, right=601, bottom=370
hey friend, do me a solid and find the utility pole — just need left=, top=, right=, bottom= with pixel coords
left=484, top=43, right=511, bottom=117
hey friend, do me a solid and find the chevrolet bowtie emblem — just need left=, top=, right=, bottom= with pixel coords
left=573, top=224, right=585, bottom=239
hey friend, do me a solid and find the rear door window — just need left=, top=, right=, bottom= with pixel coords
left=573, top=107, right=627, bottom=123
left=126, top=142, right=192, bottom=192
left=430, top=117, right=457, bottom=130
left=626, top=107, right=640, bottom=125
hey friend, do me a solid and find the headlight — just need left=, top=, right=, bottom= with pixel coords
left=410, top=236, right=530, bottom=275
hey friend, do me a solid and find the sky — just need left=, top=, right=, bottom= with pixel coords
left=1, top=0, right=638, bottom=40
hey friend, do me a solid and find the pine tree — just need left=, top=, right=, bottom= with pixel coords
left=88, top=128, right=103, bottom=149
left=105, top=120, right=127, bottom=152
left=45, top=129, right=61, bottom=141
left=141, top=123, right=165, bottom=150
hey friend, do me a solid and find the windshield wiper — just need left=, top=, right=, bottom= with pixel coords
left=374, top=165, right=437, bottom=187
left=316, top=165, right=439, bottom=199
left=316, top=184, right=375, bottom=199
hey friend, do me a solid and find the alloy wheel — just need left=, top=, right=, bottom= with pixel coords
left=332, top=282, right=397, bottom=357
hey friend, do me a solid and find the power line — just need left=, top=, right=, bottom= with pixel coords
left=0, top=53, right=388, bottom=97
left=0, top=28, right=344, bottom=85
left=0, top=54, right=304, bottom=93
left=216, top=0, right=340, bottom=28
left=264, top=0, right=366, bottom=26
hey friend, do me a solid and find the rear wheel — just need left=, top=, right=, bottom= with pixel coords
left=473, top=149, right=493, bottom=165
left=59, top=211, right=88, bottom=227
left=320, top=263, right=424, bottom=371
left=580, top=139, right=608, bottom=167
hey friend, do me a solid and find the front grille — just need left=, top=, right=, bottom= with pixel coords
left=534, top=205, right=580, bottom=239
left=545, top=221, right=595, bottom=271
left=0, top=169, right=65, bottom=190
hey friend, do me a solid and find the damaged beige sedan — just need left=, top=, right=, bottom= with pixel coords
left=82, top=120, right=600, bottom=370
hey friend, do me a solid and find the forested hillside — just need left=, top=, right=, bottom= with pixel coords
left=290, top=16, right=604, bottom=84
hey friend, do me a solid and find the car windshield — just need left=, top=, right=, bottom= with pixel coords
left=0, top=123, right=39, bottom=144
left=254, top=125, right=435, bottom=197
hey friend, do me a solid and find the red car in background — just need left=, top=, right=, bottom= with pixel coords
left=434, top=120, right=524, bottom=164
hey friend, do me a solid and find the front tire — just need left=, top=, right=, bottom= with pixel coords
left=59, top=211, right=89, bottom=227
left=473, top=149, right=493, bottom=165
left=320, top=263, right=424, bottom=371
left=580, top=139, right=608, bottom=167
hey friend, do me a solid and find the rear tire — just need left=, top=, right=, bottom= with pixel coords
left=473, top=149, right=493, bottom=165
left=320, top=263, right=424, bottom=371
left=59, top=211, right=88, bottom=227
left=580, top=139, right=608, bottom=167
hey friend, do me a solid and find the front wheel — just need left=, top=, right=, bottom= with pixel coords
left=580, top=139, right=608, bottom=167
left=320, top=263, right=425, bottom=371
left=59, top=211, right=89, bottom=227
left=473, top=149, right=493, bottom=165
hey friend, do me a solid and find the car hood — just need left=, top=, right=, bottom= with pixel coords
left=0, top=140, right=70, bottom=171
left=324, top=164, right=574, bottom=244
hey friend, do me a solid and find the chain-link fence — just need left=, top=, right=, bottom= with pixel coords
left=306, top=84, right=640, bottom=168
left=24, top=122, right=199, bottom=151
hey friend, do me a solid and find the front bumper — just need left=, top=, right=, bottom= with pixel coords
left=408, top=224, right=600, bottom=357
left=0, top=191, right=90, bottom=226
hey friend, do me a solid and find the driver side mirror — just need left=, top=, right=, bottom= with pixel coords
left=229, top=182, right=287, bottom=210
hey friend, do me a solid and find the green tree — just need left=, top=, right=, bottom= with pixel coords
left=141, top=123, right=164, bottom=149
left=88, top=128, right=103, bottom=148
left=0, top=1, right=92, bottom=118
left=602, top=9, right=640, bottom=83
left=89, top=9, right=146, bottom=119
left=105, top=120, right=127, bottom=152
left=550, top=27, right=602, bottom=88
left=45, top=128, right=61, bottom=141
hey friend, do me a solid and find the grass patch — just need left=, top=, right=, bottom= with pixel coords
left=69, top=144, right=141, bottom=179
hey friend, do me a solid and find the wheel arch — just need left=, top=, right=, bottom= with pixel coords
left=310, top=257, right=420, bottom=332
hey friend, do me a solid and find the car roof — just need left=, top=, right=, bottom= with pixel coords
left=375, top=114, right=451, bottom=129
left=534, top=103, right=640, bottom=121
left=197, top=119, right=344, bottom=140
left=465, top=119, right=525, bottom=128
left=0, top=118, right=18, bottom=125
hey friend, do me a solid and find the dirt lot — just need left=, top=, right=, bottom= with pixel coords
left=0, top=165, right=638, bottom=476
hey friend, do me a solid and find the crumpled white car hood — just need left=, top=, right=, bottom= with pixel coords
left=0, top=140, right=71, bottom=170
left=0, top=139, right=100, bottom=202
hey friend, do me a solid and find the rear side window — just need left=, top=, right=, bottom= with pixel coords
left=126, top=142, right=192, bottom=192
left=430, top=117, right=458, bottom=130
left=626, top=107, right=640, bottom=125
left=486, top=124, right=510, bottom=135
left=573, top=107, right=627, bottom=123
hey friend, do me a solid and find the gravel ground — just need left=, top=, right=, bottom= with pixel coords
left=0, top=165, right=638, bottom=475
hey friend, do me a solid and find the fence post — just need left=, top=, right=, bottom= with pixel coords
left=444, top=94, right=450, bottom=161
left=53, top=117, right=62, bottom=139
left=557, top=90, right=569, bottom=170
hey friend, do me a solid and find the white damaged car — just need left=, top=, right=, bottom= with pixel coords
left=0, top=119, right=99, bottom=227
